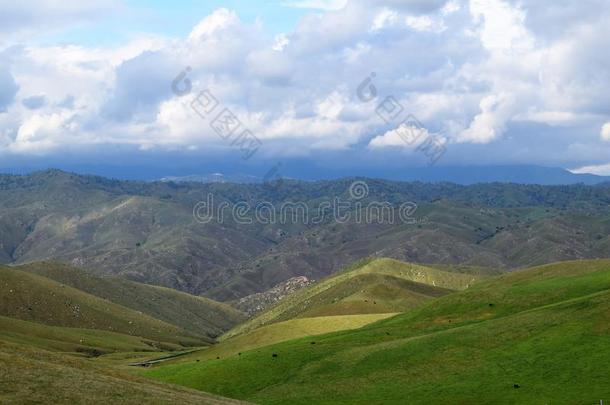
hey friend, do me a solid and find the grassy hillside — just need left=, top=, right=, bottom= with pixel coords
left=146, top=259, right=610, bottom=404
left=0, top=265, right=208, bottom=348
left=224, top=258, right=483, bottom=339
left=162, top=313, right=397, bottom=365
left=0, top=315, right=163, bottom=355
left=19, top=262, right=245, bottom=338
left=0, top=340, right=247, bottom=404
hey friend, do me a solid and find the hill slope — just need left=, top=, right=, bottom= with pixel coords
left=157, top=313, right=398, bottom=366
left=0, top=265, right=208, bottom=348
left=146, top=259, right=610, bottom=404
left=18, top=262, right=245, bottom=338
left=0, top=340, right=247, bottom=404
left=224, top=258, right=483, bottom=339
left=0, top=315, right=163, bottom=355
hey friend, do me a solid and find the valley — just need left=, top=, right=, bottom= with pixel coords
left=1, top=172, right=610, bottom=403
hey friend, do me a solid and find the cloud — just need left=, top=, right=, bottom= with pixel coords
left=0, top=0, right=610, bottom=170
left=22, top=95, right=47, bottom=110
left=10, top=111, right=77, bottom=154
left=601, top=122, right=610, bottom=141
left=282, top=0, right=348, bottom=10
left=365, top=0, right=449, bottom=14
left=188, top=8, right=240, bottom=42
left=458, top=93, right=515, bottom=144
left=369, top=125, right=432, bottom=149
left=102, top=50, right=176, bottom=122
left=469, top=0, right=533, bottom=53
left=371, top=8, right=399, bottom=32
left=0, top=0, right=123, bottom=40
left=0, top=68, right=19, bottom=112
left=571, top=163, right=610, bottom=176
left=405, top=15, right=446, bottom=32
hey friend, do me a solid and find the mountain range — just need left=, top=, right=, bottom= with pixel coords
left=2, top=169, right=610, bottom=303
left=5, top=164, right=608, bottom=184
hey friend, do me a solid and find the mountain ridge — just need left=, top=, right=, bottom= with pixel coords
left=3, top=169, right=610, bottom=301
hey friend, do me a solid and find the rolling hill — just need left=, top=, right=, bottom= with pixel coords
left=0, top=265, right=207, bottom=349
left=224, top=258, right=487, bottom=340
left=154, top=313, right=398, bottom=366
left=0, top=315, right=163, bottom=355
left=146, top=259, right=610, bottom=404
left=0, top=263, right=251, bottom=403
left=0, top=340, right=248, bottom=404
left=18, top=262, right=245, bottom=339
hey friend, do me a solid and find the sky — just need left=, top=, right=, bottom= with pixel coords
left=1, top=0, right=610, bottom=178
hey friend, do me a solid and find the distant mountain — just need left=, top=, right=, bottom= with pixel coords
left=5, top=164, right=607, bottom=184
left=158, top=165, right=609, bottom=185
left=2, top=169, right=610, bottom=302
left=391, top=165, right=609, bottom=185
left=160, top=173, right=262, bottom=184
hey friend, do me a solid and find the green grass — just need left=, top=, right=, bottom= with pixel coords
left=162, top=313, right=398, bottom=365
left=224, top=258, right=485, bottom=339
left=0, top=315, right=167, bottom=355
left=146, top=259, right=610, bottom=404
left=0, top=340, right=247, bottom=404
left=0, top=265, right=206, bottom=348
left=18, top=261, right=245, bottom=339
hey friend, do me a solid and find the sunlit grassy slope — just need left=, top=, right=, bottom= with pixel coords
left=18, top=261, right=245, bottom=339
left=0, top=265, right=206, bottom=348
left=0, top=340, right=248, bottom=404
left=160, top=313, right=397, bottom=365
left=147, top=259, right=610, bottom=404
left=224, top=258, right=485, bottom=339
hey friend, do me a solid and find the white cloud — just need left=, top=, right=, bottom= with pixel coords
left=469, top=0, right=533, bottom=53
left=10, top=111, right=77, bottom=154
left=571, top=163, right=610, bottom=176
left=371, top=8, right=399, bottom=32
left=601, top=122, right=610, bottom=141
left=405, top=15, right=446, bottom=32
left=369, top=125, right=431, bottom=149
left=272, top=34, right=291, bottom=51
left=513, top=110, right=583, bottom=126
left=0, top=0, right=610, bottom=169
left=441, top=1, right=460, bottom=15
left=458, top=93, right=515, bottom=144
left=188, top=8, right=239, bottom=42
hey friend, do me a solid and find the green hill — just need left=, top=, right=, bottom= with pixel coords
left=0, top=315, right=163, bottom=355
left=0, top=265, right=208, bottom=349
left=224, top=258, right=484, bottom=339
left=18, top=262, right=245, bottom=339
left=0, top=340, right=247, bottom=404
left=146, top=259, right=610, bottom=404
left=162, top=313, right=398, bottom=366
